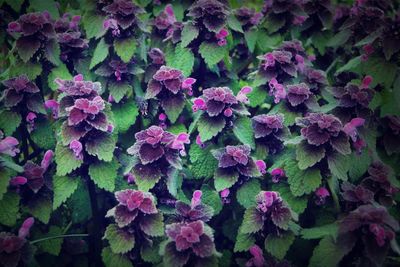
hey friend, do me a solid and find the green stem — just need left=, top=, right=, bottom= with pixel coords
left=327, top=176, right=340, bottom=214
left=30, top=234, right=89, bottom=245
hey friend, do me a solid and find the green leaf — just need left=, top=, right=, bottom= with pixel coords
left=67, top=180, right=92, bottom=224
left=85, top=133, right=117, bottom=162
left=227, top=15, right=243, bottom=33
left=89, top=159, right=118, bottom=192
left=0, top=110, right=21, bottom=135
left=361, top=57, right=397, bottom=89
left=29, top=0, right=59, bottom=18
left=37, top=226, right=63, bottom=256
left=48, top=64, right=72, bottom=91
left=236, top=179, right=260, bottom=208
left=247, top=86, right=267, bottom=108
left=199, top=41, right=227, bottom=68
left=83, top=12, right=107, bottom=39
left=27, top=197, right=52, bottom=224
left=141, top=242, right=162, bottom=264
left=233, top=116, right=255, bottom=149
left=140, top=213, right=164, bottom=237
left=200, top=185, right=223, bottom=215
left=104, top=224, right=135, bottom=254
left=271, top=184, right=308, bottom=215
left=114, top=37, right=137, bottom=63
left=55, top=143, right=83, bottom=176
left=309, top=236, right=356, bottom=267
left=382, top=37, right=400, bottom=60
left=327, top=29, right=351, bottom=47
left=90, top=38, right=109, bottom=69
left=265, top=232, right=295, bottom=260
left=17, top=37, right=40, bottom=62
left=132, top=166, right=161, bottom=192
left=102, top=246, right=133, bottom=267
left=348, top=150, right=372, bottom=181
left=189, top=144, right=218, bottom=179
left=44, top=39, right=62, bottom=66
left=240, top=207, right=263, bottom=234
left=166, top=168, right=182, bottom=197
left=269, top=103, right=301, bottom=127
left=9, top=61, right=42, bottom=80
left=0, top=192, right=20, bottom=226
left=160, top=94, right=185, bottom=123
left=197, top=114, right=226, bottom=142
left=165, top=45, right=194, bottom=77
left=301, top=223, right=338, bottom=240
left=244, top=29, right=258, bottom=52
left=112, top=99, right=139, bottom=133
left=336, top=56, right=362, bottom=74
left=180, top=23, right=199, bottom=47
left=286, top=160, right=322, bottom=197
left=4, top=0, right=23, bottom=12
left=234, top=232, right=255, bottom=252
left=53, top=176, right=79, bottom=210
left=108, top=81, right=132, bottom=103
left=0, top=168, right=10, bottom=200
left=327, top=153, right=350, bottom=181
left=296, top=141, right=326, bottom=170
left=214, top=168, right=239, bottom=192
left=30, top=119, right=56, bottom=150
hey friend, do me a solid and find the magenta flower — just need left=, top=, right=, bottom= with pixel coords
left=361, top=75, right=373, bottom=89
left=9, top=176, right=27, bottom=186
left=315, top=187, right=330, bottom=205
left=195, top=135, right=205, bottom=148
left=40, top=150, right=54, bottom=171
left=236, top=86, right=253, bottom=104
left=69, top=140, right=83, bottom=160
left=343, top=118, right=365, bottom=142
left=215, top=28, right=229, bottom=46
left=246, top=245, right=265, bottom=267
left=270, top=168, right=285, bottom=183
left=286, top=83, right=312, bottom=107
left=191, top=190, right=203, bottom=208
left=0, top=137, right=20, bottom=157
left=192, top=98, right=207, bottom=112
left=268, top=78, right=287, bottom=103
left=255, top=160, right=267, bottom=175
left=26, top=112, right=37, bottom=132
left=44, top=99, right=59, bottom=119
left=181, top=78, right=196, bottom=95
left=170, top=133, right=190, bottom=155
left=18, top=217, right=34, bottom=239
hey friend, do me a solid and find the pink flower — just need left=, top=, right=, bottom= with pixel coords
left=69, top=140, right=83, bottom=160
left=107, top=124, right=114, bottom=133
left=293, top=15, right=307, bottom=25
left=10, top=176, right=27, bottom=186
left=196, top=135, right=205, bottom=148
left=270, top=168, right=285, bottom=183
left=18, top=217, right=34, bottom=239
left=7, top=21, right=21, bottom=33
left=223, top=107, right=233, bottom=117
left=159, top=113, right=167, bottom=121
left=192, top=98, right=207, bottom=112
left=216, top=28, right=229, bottom=46
left=125, top=173, right=135, bottom=184
left=220, top=188, right=230, bottom=198
left=0, top=137, right=20, bottom=157
left=269, top=79, right=286, bottom=103
left=315, top=187, right=330, bottom=205
left=26, top=112, right=37, bottom=131
left=40, top=150, right=54, bottom=171
left=343, top=118, right=365, bottom=142
left=246, top=245, right=265, bottom=267
left=255, top=160, right=267, bottom=174
left=170, top=133, right=190, bottom=155
left=369, top=223, right=390, bottom=247
left=353, top=138, right=366, bottom=154
left=182, top=78, right=196, bottom=95
left=191, top=190, right=202, bottom=208
left=262, top=53, right=275, bottom=69
left=363, top=44, right=374, bottom=55
left=44, top=99, right=59, bottom=119
left=361, top=75, right=373, bottom=89
left=237, top=86, right=252, bottom=103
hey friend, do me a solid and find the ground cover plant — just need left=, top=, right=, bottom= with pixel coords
left=0, top=0, right=400, bottom=266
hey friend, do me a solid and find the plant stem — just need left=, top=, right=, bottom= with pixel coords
left=327, top=176, right=341, bottom=215
left=30, top=234, right=89, bottom=244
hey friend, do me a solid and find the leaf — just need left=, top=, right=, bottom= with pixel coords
left=227, top=15, right=243, bottom=33
left=4, top=0, right=24, bottom=12
left=102, top=246, right=133, bottom=267
left=296, top=141, right=326, bottom=170
left=361, top=57, right=397, bottom=89
left=85, top=133, right=117, bottom=162
left=9, top=61, right=42, bottom=80
left=27, top=197, right=52, bottom=224
left=166, top=168, right=182, bottom=197
left=199, top=41, right=227, bottom=68
left=55, top=143, right=83, bottom=176
left=269, top=103, right=301, bottom=127
left=0, top=192, right=20, bottom=226
left=244, top=29, right=258, bottom=52
left=180, top=23, right=199, bottom=47
left=0, top=168, right=10, bottom=200
left=37, top=226, right=63, bottom=256
left=114, top=37, right=137, bottom=63
left=0, top=110, right=21, bottom=135
left=382, top=37, right=400, bottom=61
left=236, top=179, right=260, bottom=208
left=104, top=224, right=135, bottom=254
left=247, top=86, right=267, bottom=108
left=67, top=180, right=92, bottom=224
left=271, top=184, right=308, bottom=215
left=53, top=176, right=79, bottom=210
left=301, top=223, right=338, bottom=240
left=112, top=99, right=139, bottom=133
left=240, top=207, right=263, bottom=234
left=108, top=81, right=132, bottom=103
left=348, top=150, right=372, bottom=181
left=30, top=119, right=56, bottom=150
left=200, top=185, right=223, bottom=215
left=214, top=168, right=239, bottom=192
left=83, top=12, right=107, bottom=39
left=265, top=232, right=295, bottom=260
left=233, top=116, right=255, bottom=149
left=326, top=29, right=351, bottom=47
left=89, top=158, right=118, bottom=192
left=44, top=39, right=62, bottom=66
left=48, top=64, right=72, bottom=91
left=16, top=37, right=40, bottom=62
left=309, top=236, right=356, bottom=267
left=234, top=232, right=255, bottom=252
left=90, top=38, right=109, bottom=69
left=132, top=165, right=162, bottom=192
left=197, top=114, right=226, bottom=142
left=160, top=94, right=185, bottom=123
left=189, top=144, right=218, bottom=179
left=29, top=0, right=59, bottom=18
left=139, top=213, right=164, bottom=237
left=165, top=45, right=194, bottom=77
left=286, top=160, right=322, bottom=197
left=141, top=242, right=162, bottom=264
left=335, top=56, right=361, bottom=74
left=327, top=153, right=350, bottom=181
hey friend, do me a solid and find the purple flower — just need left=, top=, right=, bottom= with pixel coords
left=0, top=231, right=27, bottom=267
left=246, top=245, right=265, bottom=267
left=255, top=160, right=267, bottom=174
left=102, top=0, right=144, bottom=33
left=181, top=78, right=196, bottom=96
left=196, top=135, right=205, bottom=148
left=341, top=182, right=374, bottom=204
left=0, top=137, right=19, bottom=157
left=236, top=86, right=252, bottom=104
left=343, top=118, right=365, bottom=142
left=252, top=114, right=284, bottom=139
left=332, top=81, right=374, bottom=109
left=270, top=168, right=285, bottom=183
left=44, top=99, right=59, bottom=119
left=18, top=217, right=34, bottom=239
left=191, top=190, right=203, bottom=209
left=40, top=150, right=54, bottom=171
left=69, top=140, right=83, bottom=160
left=2, top=75, right=42, bottom=111
left=26, top=112, right=37, bottom=132
left=192, top=98, right=207, bottom=112
left=9, top=176, right=27, bottom=186
left=215, top=28, right=229, bottom=46
left=268, top=79, right=287, bottom=104
left=188, top=0, right=229, bottom=33
left=286, top=83, right=312, bottom=107
left=315, top=187, right=330, bottom=205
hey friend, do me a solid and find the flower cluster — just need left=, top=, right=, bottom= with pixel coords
left=0, top=135, right=19, bottom=157
left=174, top=190, right=214, bottom=223
left=255, top=191, right=292, bottom=229
left=331, top=77, right=374, bottom=110
left=187, top=0, right=229, bottom=33
left=235, top=7, right=262, bottom=31
left=262, top=0, right=308, bottom=30
left=153, top=4, right=182, bottom=43
left=251, top=114, right=287, bottom=154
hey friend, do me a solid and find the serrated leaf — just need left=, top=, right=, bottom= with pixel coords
left=214, top=168, right=239, bottom=192
left=240, top=207, right=263, bottom=234
left=189, top=144, right=218, bottom=179
left=160, top=94, right=185, bottom=123
left=30, top=119, right=56, bottom=150
left=141, top=242, right=162, bottom=263
left=309, top=236, right=356, bottom=267
left=0, top=192, right=20, bottom=226
left=236, top=179, right=260, bottom=208
left=197, top=114, right=226, bottom=142
left=29, top=0, right=59, bottom=18
left=247, top=86, right=267, bottom=108
left=199, top=42, right=227, bottom=68
left=0, top=110, right=21, bottom=135
left=53, top=176, right=79, bottom=210
left=271, top=184, right=308, bottom=214
left=114, top=37, right=136, bottom=63
left=112, top=99, right=139, bottom=133
left=201, top=185, right=223, bottom=215
left=349, top=150, right=372, bottom=181
left=286, top=160, right=322, bottom=197
left=265, top=232, right=295, bottom=260
left=166, top=168, right=182, bottom=197
left=244, top=29, right=258, bottom=52
left=27, top=197, right=52, bottom=224
left=108, top=81, right=131, bottom=103
left=37, top=226, right=63, bottom=256
left=296, top=141, right=325, bottom=170
left=301, top=223, right=338, bottom=240
left=48, top=64, right=72, bottom=91
left=140, top=213, right=164, bottom=237
left=104, top=224, right=135, bottom=254
left=132, top=165, right=162, bottom=192
left=0, top=168, right=10, bottom=200
left=234, top=232, right=255, bottom=252
left=44, top=39, right=62, bottom=66
left=17, top=37, right=40, bottom=63
left=227, top=14, right=243, bottom=33
left=55, top=143, right=83, bottom=176
left=90, top=38, right=109, bottom=69
left=327, top=153, right=349, bottom=181
left=181, top=23, right=199, bottom=47
left=85, top=133, right=117, bottom=162
left=361, top=57, right=397, bottom=89
left=89, top=159, right=118, bottom=192
left=67, top=180, right=92, bottom=224
left=165, top=45, right=194, bottom=77
left=269, top=103, right=301, bottom=127
left=83, top=12, right=107, bottom=39
left=102, top=246, right=133, bottom=267
left=9, top=61, right=42, bottom=80
left=327, top=29, right=351, bottom=47
left=233, top=116, right=255, bottom=149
